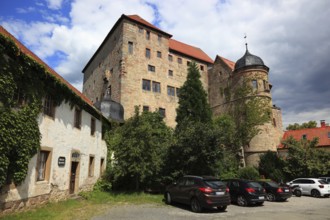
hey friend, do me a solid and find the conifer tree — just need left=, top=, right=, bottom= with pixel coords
left=176, top=62, right=212, bottom=126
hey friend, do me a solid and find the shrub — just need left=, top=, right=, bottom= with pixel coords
left=237, top=166, right=260, bottom=180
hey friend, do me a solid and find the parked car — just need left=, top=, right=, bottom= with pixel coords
left=319, top=177, right=330, bottom=184
left=164, top=175, right=231, bottom=213
left=287, top=178, right=330, bottom=198
left=257, top=180, right=292, bottom=201
left=222, top=179, right=266, bottom=206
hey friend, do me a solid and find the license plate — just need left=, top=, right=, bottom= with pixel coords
left=259, top=196, right=264, bottom=200
left=285, top=189, right=289, bottom=192
left=216, top=192, right=225, bottom=195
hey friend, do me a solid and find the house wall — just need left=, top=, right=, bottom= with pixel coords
left=0, top=101, right=107, bottom=213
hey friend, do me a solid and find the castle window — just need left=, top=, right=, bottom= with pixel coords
left=74, top=108, right=82, bottom=129
left=187, top=61, right=191, bottom=66
left=143, top=106, right=150, bottom=112
left=128, top=41, right=133, bottom=54
left=200, top=65, right=204, bottom=71
left=157, top=51, right=162, bottom=58
left=146, top=31, right=150, bottom=40
left=273, top=118, right=277, bottom=127
left=145, top=48, right=151, bottom=59
left=138, top=27, right=143, bottom=33
left=177, top=57, right=182, bottom=64
left=148, top=65, right=155, bottom=72
left=91, top=117, right=96, bottom=136
left=159, top=108, right=166, bottom=118
left=176, top=88, right=180, bottom=97
left=36, top=149, right=52, bottom=182
left=88, top=155, right=95, bottom=177
left=142, top=79, right=151, bottom=91
left=152, top=81, right=161, bottom=93
left=167, top=86, right=175, bottom=96
left=158, top=34, right=162, bottom=43
left=43, top=95, right=56, bottom=118
left=168, top=54, right=173, bottom=62
left=168, top=70, right=173, bottom=77
left=252, top=80, right=258, bottom=90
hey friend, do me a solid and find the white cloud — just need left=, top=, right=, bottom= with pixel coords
left=46, top=0, right=64, bottom=10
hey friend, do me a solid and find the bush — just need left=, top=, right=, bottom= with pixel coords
left=237, top=166, right=260, bottom=180
left=93, top=178, right=112, bottom=192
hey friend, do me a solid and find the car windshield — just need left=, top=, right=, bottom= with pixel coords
left=248, top=182, right=262, bottom=188
left=204, top=180, right=224, bottom=188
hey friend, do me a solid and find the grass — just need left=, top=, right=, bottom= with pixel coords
left=0, top=191, right=164, bottom=220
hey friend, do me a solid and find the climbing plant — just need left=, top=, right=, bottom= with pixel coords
left=0, top=33, right=103, bottom=187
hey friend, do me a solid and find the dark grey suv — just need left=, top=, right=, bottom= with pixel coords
left=223, top=179, right=266, bottom=206
left=164, top=175, right=231, bottom=212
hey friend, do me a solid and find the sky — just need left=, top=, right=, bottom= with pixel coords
left=1, top=0, right=329, bottom=129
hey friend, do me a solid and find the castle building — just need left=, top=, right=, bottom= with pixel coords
left=83, top=14, right=283, bottom=166
left=82, top=14, right=213, bottom=127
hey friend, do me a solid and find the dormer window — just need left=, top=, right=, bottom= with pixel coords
left=302, top=134, right=307, bottom=139
left=328, top=132, right=330, bottom=138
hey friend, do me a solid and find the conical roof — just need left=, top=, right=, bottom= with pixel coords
left=234, top=47, right=266, bottom=71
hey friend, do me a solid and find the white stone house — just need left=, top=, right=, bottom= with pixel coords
left=0, top=26, right=109, bottom=213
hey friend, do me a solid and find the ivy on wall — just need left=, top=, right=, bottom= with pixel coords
left=0, top=34, right=104, bottom=188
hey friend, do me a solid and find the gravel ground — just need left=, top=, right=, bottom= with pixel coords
left=92, top=196, right=330, bottom=220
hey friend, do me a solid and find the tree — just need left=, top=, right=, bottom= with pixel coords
left=229, top=79, right=271, bottom=148
left=286, top=121, right=317, bottom=130
left=258, top=151, right=286, bottom=182
left=166, top=119, right=223, bottom=179
left=282, top=136, right=330, bottom=179
left=176, top=62, right=211, bottom=125
left=105, top=107, right=172, bottom=190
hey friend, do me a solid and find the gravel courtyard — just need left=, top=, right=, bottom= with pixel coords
left=92, top=196, right=330, bottom=220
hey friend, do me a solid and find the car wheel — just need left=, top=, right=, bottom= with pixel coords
left=165, top=192, right=171, bottom=204
left=311, top=189, right=320, bottom=198
left=237, top=195, right=248, bottom=206
left=217, top=205, right=227, bottom=212
left=191, top=197, right=202, bottom=213
left=266, top=193, right=276, bottom=202
left=294, top=189, right=302, bottom=197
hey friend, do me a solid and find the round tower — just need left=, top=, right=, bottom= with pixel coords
left=233, top=45, right=281, bottom=167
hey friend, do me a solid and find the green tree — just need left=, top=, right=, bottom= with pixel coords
left=286, top=121, right=317, bottom=130
left=105, top=107, right=172, bottom=190
left=175, top=62, right=211, bottom=125
left=166, top=119, right=223, bottom=179
left=258, top=151, right=285, bottom=182
left=230, top=79, right=271, bottom=148
left=237, top=166, right=260, bottom=180
left=282, top=136, right=330, bottom=179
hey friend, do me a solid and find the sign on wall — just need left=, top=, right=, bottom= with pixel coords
left=58, top=156, right=66, bottom=167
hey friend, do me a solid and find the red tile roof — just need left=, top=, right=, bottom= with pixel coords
left=278, top=125, right=330, bottom=148
left=169, top=39, right=213, bottom=64
left=217, top=55, right=235, bottom=70
left=127, top=14, right=213, bottom=64
left=0, top=26, right=94, bottom=107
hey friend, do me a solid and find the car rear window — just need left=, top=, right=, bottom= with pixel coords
left=267, top=181, right=279, bottom=187
left=318, top=180, right=328, bottom=184
left=248, top=182, right=262, bottom=188
left=204, top=180, right=224, bottom=188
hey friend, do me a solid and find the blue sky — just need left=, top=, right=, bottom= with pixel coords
left=1, top=0, right=330, bottom=129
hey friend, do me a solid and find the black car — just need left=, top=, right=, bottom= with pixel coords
left=257, top=180, right=292, bottom=201
left=222, top=179, right=266, bottom=206
left=164, top=175, right=231, bottom=213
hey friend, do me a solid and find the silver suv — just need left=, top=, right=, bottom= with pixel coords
left=287, top=178, right=330, bottom=198
left=319, top=177, right=330, bottom=183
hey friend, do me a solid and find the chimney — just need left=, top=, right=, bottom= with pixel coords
left=320, top=120, right=326, bottom=128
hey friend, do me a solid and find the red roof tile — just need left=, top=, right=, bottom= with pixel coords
left=0, top=26, right=94, bottom=107
left=126, top=15, right=171, bottom=37
left=217, top=55, right=235, bottom=70
left=169, top=39, right=213, bottom=64
left=278, top=126, right=330, bottom=148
